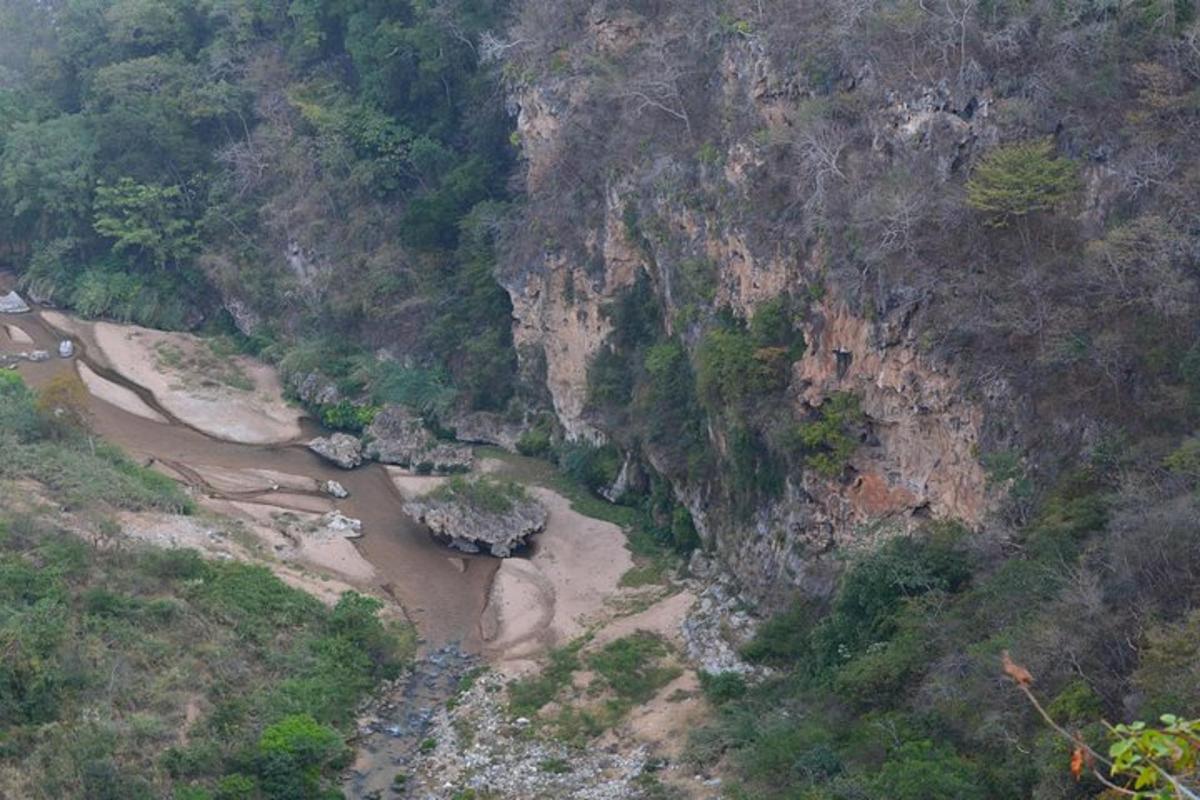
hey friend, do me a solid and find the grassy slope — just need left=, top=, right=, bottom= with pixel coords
left=0, top=370, right=415, bottom=799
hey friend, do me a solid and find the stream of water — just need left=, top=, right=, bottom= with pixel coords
left=3, top=300, right=499, bottom=651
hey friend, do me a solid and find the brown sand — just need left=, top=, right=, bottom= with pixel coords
left=77, top=362, right=168, bottom=423
left=3, top=323, right=33, bottom=345
left=480, top=487, right=634, bottom=671
left=87, top=318, right=304, bottom=444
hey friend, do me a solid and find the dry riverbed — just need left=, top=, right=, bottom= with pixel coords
left=3, top=293, right=749, bottom=799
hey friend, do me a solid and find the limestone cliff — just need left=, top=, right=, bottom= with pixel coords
left=498, top=3, right=999, bottom=603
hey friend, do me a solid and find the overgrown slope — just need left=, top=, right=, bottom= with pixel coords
left=0, top=371, right=415, bottom=799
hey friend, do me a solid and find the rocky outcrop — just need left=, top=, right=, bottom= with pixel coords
left=449, top=410, right=527, bottom=451
left=307, top=433, right=364, bottom=469
left=321, top=510, right=363, bottom=538
left=288, top=372, right=342, bottom=407
left=404, top=480, right=548, bottom=557
left=408, top=671, right=653, bottom=799
left=364, top=405, right=473, bottom=472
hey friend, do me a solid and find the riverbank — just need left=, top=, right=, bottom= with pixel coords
left=1, top=285, right=750, bottom=799
left=3, top=299, right=498, bottom=650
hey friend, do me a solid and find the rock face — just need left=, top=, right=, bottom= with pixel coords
left=364, top=405, right=473, bottom=472
left=404, top=480, right=548, bottom=557
left=0, top=291, right=29, bottom=314
left=307, top=433, right=364, bottom=469
left=449, top=410, right=527, bottom=451
left=288, top=372, right=342, bottom=407
left=498, top=14, right=996, bottom=605
left=363, top=405, right=429, bottom=463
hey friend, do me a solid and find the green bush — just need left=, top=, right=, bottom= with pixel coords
left=788, top=392, right=864, bottom=478
left=509, top=643, right=582, bottom=717
left=698, top=671, right=748, bottom=704
left=516, top=426, right=554, bottom=458
left=742, top=603, right=814, bottom=666
left=558, top=443, right=622, bottom=493
left=429, top=476, right=529, bottom=514
left=318, top=401, right=378, bottom=432
left=696, top=326, right=791, bottom=410
left=256, top=714, right=345, bottom=800
left=872, top=740, right=985, bottom=800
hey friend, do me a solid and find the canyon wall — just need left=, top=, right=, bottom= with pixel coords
left=498, top=4, right=1003, bottom=603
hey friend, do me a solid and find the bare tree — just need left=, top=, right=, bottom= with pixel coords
left=611, top=32, right=695, bottom=137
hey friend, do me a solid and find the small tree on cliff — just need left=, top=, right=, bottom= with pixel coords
left=966, top=139, right=1080, bottom=228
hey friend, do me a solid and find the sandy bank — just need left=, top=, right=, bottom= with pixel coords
left=119, top=509, right=371, bottom=606
left=77, top=362, right=168, bottom=423
left=480, top=486, right=634, bottom=671
left=3, top=323, right=33, bottom=346
left=42, top=311, right=304, bottom=445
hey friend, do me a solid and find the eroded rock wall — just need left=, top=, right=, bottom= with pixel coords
left=499, top=4, right=996, bottom=603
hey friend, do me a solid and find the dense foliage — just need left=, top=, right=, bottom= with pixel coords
left=693, top=476, right=1200, bottom=798
left=0, top=0, right=519, bottom=412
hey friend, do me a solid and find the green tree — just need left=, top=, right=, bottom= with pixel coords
left=965, top=139, right=1080, bottom=227
left=0, top=115, right=97, bottom=238
left=256, top=714, right=345, bottom=800
left=93, top=177, right=198, bottom=270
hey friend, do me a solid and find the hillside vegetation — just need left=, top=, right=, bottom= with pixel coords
left=0, top=0, right=519, bottom=410
left=0, top=371, right=415, bottom=799
left=3, top=0, right=1200, bottom=798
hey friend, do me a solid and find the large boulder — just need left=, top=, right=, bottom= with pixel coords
left=365, top=405, right=474, bottom=472
left=0, top=291, right=30, bottom=314
left=364, top=405, right=432, bottom=463
left=403, top=477, right=547, bottom=558
left=289, top=372, right=342, bottom=407
left=307, top=433, right=364, bottom=469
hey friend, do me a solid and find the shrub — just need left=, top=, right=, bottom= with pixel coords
left=509, top=643, right=582, bottom=717
left=696, top=325, right=791, bottom=410
left=516, top=426, right=553, bottom=457
left=1164, top=436, right=1200, bottom=481
left=318, top=401, right=377, bottom=432
left=588, top=633, right=681, bottom=704
left=789, top=392, right=864, bottom=477
left=36, top=371, right=91, bottom=437
left=256, top=714, right=344, bottom=800
left=698, top=671, right=747, bottom=704
left=558, top=442, right=622, bottom=493
left=429, top=476, right=528, bottom=514
left=872, top=740, right=985, bottom=800
left=357, top=359, right=458, bottom=417
left=742, top=603, right=814, bottom=666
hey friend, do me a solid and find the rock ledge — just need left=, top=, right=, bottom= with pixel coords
left=403, top=477, right=547, bottom=557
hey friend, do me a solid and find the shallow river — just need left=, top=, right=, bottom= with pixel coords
left=5, top=302, right=499, bottom=651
